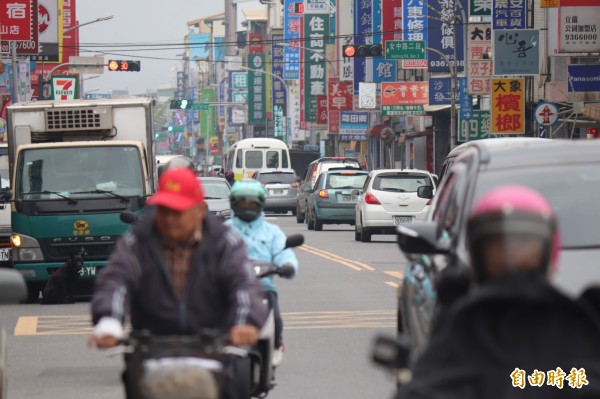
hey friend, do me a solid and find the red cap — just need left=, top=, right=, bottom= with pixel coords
left=147, top=168, right=204, bottom=211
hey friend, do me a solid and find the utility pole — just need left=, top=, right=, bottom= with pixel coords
left=224, top=0, right=237, bottom=57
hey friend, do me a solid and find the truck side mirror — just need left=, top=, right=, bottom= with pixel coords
left=1, top=189, right=13, bottom=202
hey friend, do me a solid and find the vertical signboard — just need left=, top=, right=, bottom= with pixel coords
left=467, top=23, right=492, bottom=94
left=303, top=13, right=329, bottom=123
left=284, top=0, right=302, bottom=80
left=31, top=0, right=62, bottom=62
left=382, top=0, right=403, bottom=44
left=248, top=54, right=266, bottom=125
left=458, top=77, right=473, bottom=120
left=190, top=33, right=211, bottom=59
left=328, top=79, right=353, bottom=110
left=493, top=0, right=526, bottom=29
left=1, top=0, right=38, bottom=54
left=491, top=77, right=525, bottom=134
left=359, top=82, right=377, bottom=109
left=402, top=0, right=428, bottom=69
left=427, top=0, right=464, bottom=72
left=353, top=0, right=371, bottom=93
left=559, top=0, right=600, bottom=53
left=0, top=0, right=34, bottom=41
left=272, top=30, right=287, bottom=140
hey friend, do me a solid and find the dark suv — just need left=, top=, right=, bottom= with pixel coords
left=396, top=139, right=600, bottom=362
left=295, top=157, right=360, bottom=223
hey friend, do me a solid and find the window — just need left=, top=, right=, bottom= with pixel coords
left=373, top=174, right=432, bottom=193
left=326, top=173, right=368, bottom=189
left=282, top=153, right=289, bottom=168
left=245, top=150, right=263, bottom=169
left=235, top=149, right=243, bottom=168
left=266, top=151, right=279, bottom=168
left=202, top=181, right=231, bottom=199
left=257, top=172, right=296, bottom=185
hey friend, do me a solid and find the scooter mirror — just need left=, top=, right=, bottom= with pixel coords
left=284, top=234, right=304, bottom=249
left=371, top=334, right=411, bottom=370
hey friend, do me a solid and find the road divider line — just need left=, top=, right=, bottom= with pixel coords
left=300, top=245, right=375, bottom=271
left=14, top=316, right=38, bottom=336
left=298, top=246, right=363, bottom=271
left=384, top=271, right=404, bottom=280
left=385, top=281, right=400, bottom=288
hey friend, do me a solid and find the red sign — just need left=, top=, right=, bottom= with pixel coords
left=381, top=82, right=429, bottom=106
left=328, top=110, right=340, bottom=134
left=0, top=0, right=34, bottom=41
left=328, top=79, right=353, bottom=110
left=1, top=0, right=38, bottom=54
left=317, top=96, right=328, bottom=125
left=248, top=33, right=265, bottom=54
left=382, top=0, right=403, bottom=44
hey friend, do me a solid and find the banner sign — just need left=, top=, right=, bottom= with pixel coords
left=284, top=0, right=302, bottom=80
left=558, top=0, right=600, bottom=53
left=1, top=0, right=38, bottom=54
left=493, top=29, right=540, bottom=75
left=427, top=0, right=464, bottom=72
left=469, top=0, right=492, bottom=16
left=467, top=23, right=492, bottom=94
left=459, top=110, right=497, bottom=141
left=271, top=30, right=287, bottom=124
left=353, top=0, right=370, bottom=93
left=491, top=77, right=525, bottom=134
left=248, top=54, right=266, bottom=125
left=381, top=82, right=429, bottom=106
left=567, top=65, right=600, bottom=93
left=493, top=0, right=526, bottom=29
left=402, top=0, right=428, bottom=69
left=328, top=79, right=353, bottom=110
left=340, top=111, right=368, bottom=141
left=382, top=105, right=425, bottom=116
left=0, top=0, right=34, bottom=41
left=317, top=96, right=328, bottom=124
left=383, top=0, right=403, bottom=44
left=303, top=13, right=329, bottom=122
left=458, top=77, right=473, bottom=120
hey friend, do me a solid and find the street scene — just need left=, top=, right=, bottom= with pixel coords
left=1, top=0, right=600, bottom=398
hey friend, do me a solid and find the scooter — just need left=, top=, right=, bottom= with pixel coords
left=246, top=234, right=303, bottom=398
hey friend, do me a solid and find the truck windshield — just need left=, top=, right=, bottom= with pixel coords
left=0, top=150, right=9, bottom=189
left=16, top=146, right=144, bottom=200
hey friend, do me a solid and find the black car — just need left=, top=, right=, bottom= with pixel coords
left=396, top=138, right=600, bottom=362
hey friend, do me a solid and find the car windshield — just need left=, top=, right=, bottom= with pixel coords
left=16, top=146, right=144, bottom=200
left=474, top=165, right=600, bottom=248
left=201, top=181, right=230, bottom=199
left=257, top=172, right=295, bottom=185
left=321, top=162, right=360, bottom=173
left=326, top=173, right=367, bottom=189
left=373, top=174, right=431, bottom=193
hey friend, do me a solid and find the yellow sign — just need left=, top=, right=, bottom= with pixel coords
left=540, top=0, right=558, bottom=7
left=73, top=220, right=90, bottom=236
left=210, top=136, right=219, bottom=145
left=491, top=78, right=525, bottom=135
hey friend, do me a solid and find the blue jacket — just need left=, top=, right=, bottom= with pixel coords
left=225, top=213, right=298, bottom=292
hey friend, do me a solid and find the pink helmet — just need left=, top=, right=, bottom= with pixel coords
left=467, top=185, right=560, bottom=282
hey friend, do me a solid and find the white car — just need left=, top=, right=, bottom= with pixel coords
left=354, top=169, right=437, bottom=242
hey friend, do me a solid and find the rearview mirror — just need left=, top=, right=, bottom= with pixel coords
left=397, top=222, right=447, bottom=255
left=371, top=333, right=412, bottom=370
left=417, top=186, right=433, bottom=199
left=285, top=234, right=304, bottom=249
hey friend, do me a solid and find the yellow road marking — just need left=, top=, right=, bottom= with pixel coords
left=14, top=310, right=396, bottom=336
left=384, top=271, right=404, bottom=280
left=14, top=316, right=38, bottom=336
left=300, top=244, right=375, bottom=271
left=385, top=281, right=400, bottom=288
left=298, top=246, right=363, bottom=271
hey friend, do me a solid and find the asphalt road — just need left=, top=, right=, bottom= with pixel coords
left=1, top=214, right=407, bottom=399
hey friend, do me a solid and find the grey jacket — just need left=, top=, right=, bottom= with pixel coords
left=91, top=212, right=268, bottom=335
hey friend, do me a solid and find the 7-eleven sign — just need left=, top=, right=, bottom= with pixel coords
left=50, top=76, right=79, bottom=100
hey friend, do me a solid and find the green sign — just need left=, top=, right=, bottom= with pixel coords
left=385, top=41, right=426, bottom=60
left=459, top=110, right=500, bottom=141
left=469, top=0, right=491, bottom=16
left=248, top=54, right=266, bottom=125
left=169, top=126, right=184, bottom=133
left=273, top=105, right=286, bottom=142
left=304, top=13, right=329, bottom=123
left=200, top=88, right=216, bottom=145
left=192, top=103, right=209, bottom=111
left=381, top=105, right=425, bottom=116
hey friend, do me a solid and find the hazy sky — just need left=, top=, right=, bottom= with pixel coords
left=76, top=0, right=262, bottom=95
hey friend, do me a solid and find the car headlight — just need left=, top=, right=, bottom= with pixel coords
left=11, top=233, right=43, bottom=262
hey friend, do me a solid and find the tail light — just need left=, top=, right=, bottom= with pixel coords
left=291, top=182, right=300, bottom=188
left=365, top=192, right=380, bottom=205
left=318, top=189, right=329, bottom=198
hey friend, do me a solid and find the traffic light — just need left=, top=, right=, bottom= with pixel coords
left=169, top=99, right=193, bottom=109
left=342, top=44, right=383, bottom=58
left=107, top=59, right=141, bottom=72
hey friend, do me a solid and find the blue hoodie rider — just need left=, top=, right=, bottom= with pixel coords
left=225, top=179, right=298, bottom=367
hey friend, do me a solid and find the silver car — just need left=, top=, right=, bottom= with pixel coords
left=252, top=169, right=299, bottom=214
left=198, top=177, right=231, bottom=219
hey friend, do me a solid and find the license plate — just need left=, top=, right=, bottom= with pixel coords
left=0, top=248, right=9, bottom=261
left=270, top=189, right=285, bottom=195
left=78, top=266, right=97, bottom=277
left=394, top=216, right=413, bottom=225
left=342, top=195, right=354, bottom=202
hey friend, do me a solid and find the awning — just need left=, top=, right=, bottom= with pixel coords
left=366, top=123, right=392, bottom=138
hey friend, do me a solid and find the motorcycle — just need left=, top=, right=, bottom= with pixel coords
left=247, top=234, right=303, bottom=398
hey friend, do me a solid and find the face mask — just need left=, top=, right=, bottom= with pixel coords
left=233, top=207, right=261, bottom=222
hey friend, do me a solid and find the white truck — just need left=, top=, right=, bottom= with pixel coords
left=6, top=97, right=156, bottom=299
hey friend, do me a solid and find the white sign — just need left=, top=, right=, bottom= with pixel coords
left=231, top=108, right=246, bottom=124
left=51, top=76, right=77, bottom=100
left=225, top=56, right=243, bottom=71
left=358, top=82, right=377, bottom=109
left=559, top=1, right=600, bottom=53
left=534, top=102, right=559, bottom=126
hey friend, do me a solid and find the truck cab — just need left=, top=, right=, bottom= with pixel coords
left=0, top=144, right=12, bottom=267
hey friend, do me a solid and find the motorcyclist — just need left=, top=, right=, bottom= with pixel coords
left=224, top=169, right=235, bottom=186
left=88, top=168, right=268, bottom=399
left=224, top=179, right=298, bottom=367
left=397, top=186, right=600, bottom=399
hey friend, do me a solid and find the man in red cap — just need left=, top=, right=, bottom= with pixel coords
left=89, top=168, right=267, bottom=398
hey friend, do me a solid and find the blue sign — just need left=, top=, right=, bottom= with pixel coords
left=429, top=77, right=452, bottom=105
left=568, top=65, right=600, bottom=93
left=283, top=0, right=301, bottom=80
left=353, top=0, right=371, bottom=93
left=372, top=58, right=397, bottom=83
left=458, top=77, right=473, bottom=120
left=427, top=0, right=464, bottom=72
left=213, top=37, right=225, bottom=62
left=271, top=30, right=287, bottom=121
left=189, top=33, right=211, bottom=60
left=492, top=0, right=526, bottom=30
left=403, top=0, right=428, bottom=45
left=84, top=93, right=111, bottom=99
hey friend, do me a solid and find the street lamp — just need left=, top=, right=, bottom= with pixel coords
left=64, top=15, right=114, bottom=34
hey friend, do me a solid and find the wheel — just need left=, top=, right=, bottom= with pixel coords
left=354, top=224, right=361, bottom=241
left=360, top=219, right=371, bottom=242
left=314, top=211, right=323, bottom=231
left=232, top=356, right=251, bottom=399
left=296, top=204, right=304, bottom=223
left=307, top=208, right=314, bottom=230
